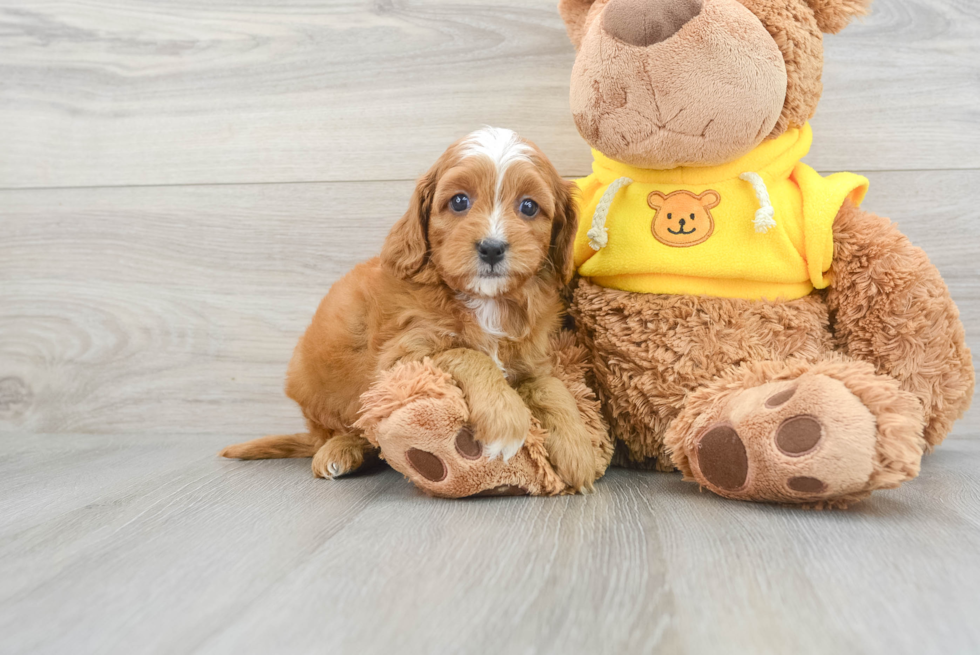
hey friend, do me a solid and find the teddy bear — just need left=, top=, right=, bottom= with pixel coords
left=558, top=0, right=974, bottom=506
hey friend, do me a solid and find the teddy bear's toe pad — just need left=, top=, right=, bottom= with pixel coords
left=405, top=448, right=447, bottom=482
left=691, top=374, right=878, bottom=504
left=697, top=425, right=748, bottom=491
left=454, top=426, right=482, bottom=460
left=775, top=415, right=822, bottom=455
left=787, top=476, right=827, bottom=493
left=474, top=484, right=530, bottom=497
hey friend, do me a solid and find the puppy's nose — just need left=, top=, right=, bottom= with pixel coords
left=602, top=0, right=702, bottom=47
left=476, top=239, right=508, bottom=266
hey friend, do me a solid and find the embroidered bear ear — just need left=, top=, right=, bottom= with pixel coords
left=648, top=190, right=667, bottom=210
left=698, top=190, right=721, bottom=210
left=804, top=0, right=873, bottom=34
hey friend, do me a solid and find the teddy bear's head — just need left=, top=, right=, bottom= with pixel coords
left=559, top=0, right=871, bottom=169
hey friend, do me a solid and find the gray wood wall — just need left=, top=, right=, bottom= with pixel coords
left=1, top=0, right=978, bottom=439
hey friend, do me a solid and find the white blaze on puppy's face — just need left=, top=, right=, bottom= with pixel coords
left=460, top=127, right=532, bottom=244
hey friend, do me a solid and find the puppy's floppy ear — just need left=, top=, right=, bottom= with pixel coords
left=558, top=0, right=597, bottom=49
left=804, top=0, right=872, bottom=34
left=381, top=171, right=439, bottom=284
left=548, top=177, right=580, bottom=285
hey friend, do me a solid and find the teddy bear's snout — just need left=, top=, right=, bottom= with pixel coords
left=602, top=0, right=703, bottom=47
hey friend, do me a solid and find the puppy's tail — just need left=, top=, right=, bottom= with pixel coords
left=219, top=433, right=319, bottom=460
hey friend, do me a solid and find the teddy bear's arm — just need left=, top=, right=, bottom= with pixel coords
left=826, top=200, right=975, bottom=447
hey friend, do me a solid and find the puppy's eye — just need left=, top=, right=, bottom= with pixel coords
left=519, top=199, right=539, bottom=218
left=450, top=194, right=470, bottom=213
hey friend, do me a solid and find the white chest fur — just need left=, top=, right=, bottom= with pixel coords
left=460, top=295, right=509, bottom=375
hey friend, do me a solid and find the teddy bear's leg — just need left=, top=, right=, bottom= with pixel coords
left=827, top=200, right=974, bottom=448
left=354, top=359, right=567, bottom=498
left=571, top=279, right=835, bottom=471
left=665, top=356, right=927, bottom=508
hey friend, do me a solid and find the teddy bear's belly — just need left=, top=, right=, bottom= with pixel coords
left=571, top=279, right=835, bottom=467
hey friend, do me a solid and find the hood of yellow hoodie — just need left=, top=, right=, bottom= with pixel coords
left=572, top=124, right=869, bottom=301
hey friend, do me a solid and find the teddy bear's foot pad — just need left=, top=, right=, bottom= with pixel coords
left=399, top=427, right=534, bottom=497
left=354, top=359, right=567, bottom=498
left=378, top=413, right=555, bottom=498
left=690, top=374, right=880, bottom=505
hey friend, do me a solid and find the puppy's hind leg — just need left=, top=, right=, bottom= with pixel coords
left=312, top=432, right=380, bottom=479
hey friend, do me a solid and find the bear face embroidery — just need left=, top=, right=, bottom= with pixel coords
left=648, top=190, right=721, bottom=247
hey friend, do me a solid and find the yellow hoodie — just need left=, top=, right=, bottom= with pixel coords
left=572, top=124, right=868, bottom=301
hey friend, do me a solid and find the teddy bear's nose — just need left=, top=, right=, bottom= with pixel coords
left=602, top=0, right=703, bottom=47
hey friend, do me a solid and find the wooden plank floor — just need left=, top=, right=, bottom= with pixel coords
left=1, top=1, right=978, bottom=653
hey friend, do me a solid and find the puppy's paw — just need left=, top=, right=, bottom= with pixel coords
left=311, top=438, right=370, bottom=479
left=477, top=406, right=531, bottom=462
left=482, top=438, right=524, bottom=462
left=547, top=428, right=598, bottom=493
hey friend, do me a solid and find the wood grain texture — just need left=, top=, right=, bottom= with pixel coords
left=0, top=180, right=399, bottom=438
left=0, top=433, right=978, bottom=655
left=1, top=0, right=978, bottom=189
left=1, top=0, right=979, bottom=652
left=1, top=170, right=977, bottom=439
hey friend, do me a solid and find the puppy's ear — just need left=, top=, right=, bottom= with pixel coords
left=804, top=0, right=872, bottom=34
left=548, top=178, right=580, bottom=285
left=381, top=172, right=439, bottom=284
left=558, top=0, right=597, bottom=49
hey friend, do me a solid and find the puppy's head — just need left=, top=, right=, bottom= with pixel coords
left=381, top=127, right=578, bottom=297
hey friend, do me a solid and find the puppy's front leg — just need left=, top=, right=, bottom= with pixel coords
left=431, top=348, right=530, bottom=461
left=518, top=376, right=597, bottom=492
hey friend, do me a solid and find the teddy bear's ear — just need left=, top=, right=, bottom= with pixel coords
left=804, top=0, right=873, bottom=34
left=558, top=0, right=597, bottom=49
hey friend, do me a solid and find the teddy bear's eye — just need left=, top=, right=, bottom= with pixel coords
left=690, top=213, right=695, bottom=220
left=667, top=213, right=672, bottom=219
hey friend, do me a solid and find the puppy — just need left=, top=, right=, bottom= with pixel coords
left=221, top=127, right=598, bottom=491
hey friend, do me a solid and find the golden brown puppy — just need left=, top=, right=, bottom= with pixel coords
left=221, top=127, right=599, bottom=491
